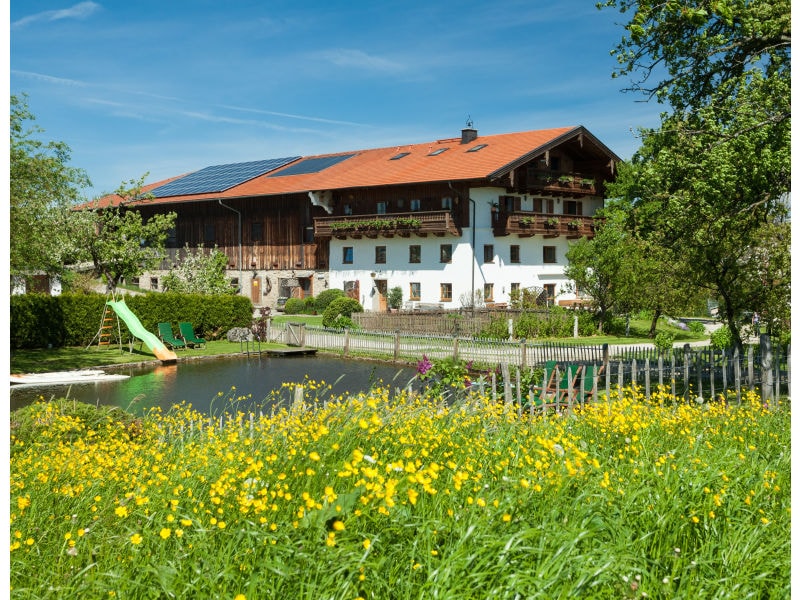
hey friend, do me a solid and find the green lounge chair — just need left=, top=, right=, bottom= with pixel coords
left=179, top=322, right=206, bottom=348
left=158, top=322, right=186, bottom=350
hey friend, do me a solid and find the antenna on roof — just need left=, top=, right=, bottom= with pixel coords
left=466, top=115, right=473, bottom=128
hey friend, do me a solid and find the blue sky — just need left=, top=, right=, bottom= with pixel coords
left=10, top=0, right=665, bottom=200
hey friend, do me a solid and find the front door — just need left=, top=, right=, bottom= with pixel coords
left=251, top=276, right=261, bottom=304
left=375, top=279, right=388, bottom=312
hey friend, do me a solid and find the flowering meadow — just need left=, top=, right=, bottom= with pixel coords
left=10, top=381, right=790, bottom=599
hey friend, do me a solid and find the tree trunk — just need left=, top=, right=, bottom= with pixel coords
left=648, top=308, right=662, bottom=338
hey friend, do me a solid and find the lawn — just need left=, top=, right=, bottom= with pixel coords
left=9, top=385, right=790, bottom=598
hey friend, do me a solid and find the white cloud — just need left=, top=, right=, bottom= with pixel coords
left=13, top=1, right=101, bottom=28
left=314, top=49, right=406, bottom=73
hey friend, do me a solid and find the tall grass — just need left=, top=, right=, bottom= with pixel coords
left=9, top=385, right=790, bottom=599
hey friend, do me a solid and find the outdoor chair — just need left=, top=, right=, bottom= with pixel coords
left=157, top=322, right=186, bottom=350
left=178, top=322, right=206, bottom=348
left=529, top=362, right=585, bottom=413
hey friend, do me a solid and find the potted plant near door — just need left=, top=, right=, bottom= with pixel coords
left=388, top=286, right=403, bottom=312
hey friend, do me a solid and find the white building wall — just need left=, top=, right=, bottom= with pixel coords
left=328, top=186, right=601, bottom=311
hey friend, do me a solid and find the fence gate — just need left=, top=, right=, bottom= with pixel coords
left=287, top=323, right=306, bottom=347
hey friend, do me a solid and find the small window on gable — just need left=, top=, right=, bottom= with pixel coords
left=467, top=144, right=488, bottom=152
left=390, top=152, right=410, bottom=160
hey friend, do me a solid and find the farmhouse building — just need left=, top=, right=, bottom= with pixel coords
left=101, top=125, right=619, bottom=311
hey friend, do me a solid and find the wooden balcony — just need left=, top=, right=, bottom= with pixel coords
left=314, top=211, right=461, bottom=239
left=526, top=170, right=598, bottom=196
left=492, top=212, right=597, bottom=239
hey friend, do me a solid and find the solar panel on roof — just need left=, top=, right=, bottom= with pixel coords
left=150, top=156, right=301, bottom=198
left=269, top=153, right=356, bottom=177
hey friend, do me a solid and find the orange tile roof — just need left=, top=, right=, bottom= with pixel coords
left=102, top=125, right=616, bottom=207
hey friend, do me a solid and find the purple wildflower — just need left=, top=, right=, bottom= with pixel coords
left=417, top=354, right=433, bottom=376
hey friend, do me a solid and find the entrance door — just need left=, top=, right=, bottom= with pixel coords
left=251, top=276, right=261, bottom=304
left=375, top=279, right=388, bottom=312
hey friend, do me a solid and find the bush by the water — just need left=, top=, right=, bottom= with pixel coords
left=9, top=386, right=789, bottom=598
left=322, top=297, right=363, bottom=327
left=10, top=292, right=253, bottom=349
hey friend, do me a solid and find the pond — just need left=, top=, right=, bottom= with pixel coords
left=10, top=355, right=416, bottom=417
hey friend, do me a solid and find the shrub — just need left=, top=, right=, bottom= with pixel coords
left=283, top=298, right=306, bottom=315
left=388, top=286, right=403, bottom=310
left=654, top=331, right=676, bottom=354
left=313, top=288, right=346, bottom=312
left=710, top=326, right=734, bottom=350
left=322, top=297, right=363, bottom=327
left=688, top=321, right=706, bottom=334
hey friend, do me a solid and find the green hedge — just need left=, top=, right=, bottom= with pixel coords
left=10, top=292, right=254, bottom=349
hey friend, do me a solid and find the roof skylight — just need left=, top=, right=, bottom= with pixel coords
left=428, top=148, right=449, bottom=156
left=466, top=144, right=488, bottom=153
left=390, top=152, right=411, bottom=160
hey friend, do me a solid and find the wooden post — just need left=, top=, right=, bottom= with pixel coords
left=394, top=330, right=400, bottom=362
left=520, top=339, right=527, bottom=369
left=709, top=348, right=716, bottom=401
left=644, top=358, right=651, bottom=401
left=501, top=363, right=512, bottom=405
left=453, top=335, right=459, bottom=361
left=343, top=329, right=350, bottom=357
left=747, top=345, right=755, bottom=391
left=760, top=334, right=774, bottom=408
left=491, top=371, right=497, bottom=401
left=516, top=368, right=522, bottom=407
left=683, top=344, right=691, bottom=401
left=631, top=358, right=638, bottom=388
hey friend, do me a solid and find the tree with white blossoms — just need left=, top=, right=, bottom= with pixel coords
left=10, top=94, right=90, bottom=288
left=161, top=244, right=236, bottom=295
left=77, top=176, right=176, bottom=293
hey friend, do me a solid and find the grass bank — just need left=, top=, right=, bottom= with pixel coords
left=9, top=386, right=789, bottom=598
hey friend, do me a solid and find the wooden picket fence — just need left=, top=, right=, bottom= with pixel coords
left=256, top=322, right=789, bottom=407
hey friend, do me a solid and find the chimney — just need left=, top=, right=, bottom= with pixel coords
left=461, top=127, right=478, bottom=144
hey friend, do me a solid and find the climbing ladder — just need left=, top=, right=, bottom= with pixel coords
left=86, top=293, right=123, bottom=350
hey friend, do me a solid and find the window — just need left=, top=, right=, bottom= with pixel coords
left=440, top=283, right=452, bottom=302
left=376, top=201, right=387, bottom=214
left=343, top=246, right=354, bottom=264
left=375, top=246, right=386, bottom=264
left=150, top=277, right=158, bottom=291
left=343, top=203, right=352, bottom=215
left=428, top=148, right=449, bottom=156
left=564, top=200, right=583, bottom=216
left=543, top=246, right=556, bottom=264
left=251, top=222, right=263, bottom=242
left=532, top=198, right=554, bottom=213
left=441, top=196, right=452, bottom=209
left=230, top=278, right=239, bottom=290
left=440, top=244, right=453, bottom=263
left=409, top=245, right=421, bottom=263
left=410, top=199, right=421, bottom=211
left=510, top=245, right=520, bottom=264
left=409, top=282, right=421, bottom=300
left=130, top=277, right=140, bottom=288
left=166, top=227, right=177, bottom=247
left=483, top=244, right=494, bottom=263
left=484, top=283, right=494, bottom=302
left=467, top=144, right=488, bottom=152
left=390, top=152, right=410, bottom=160
left=510, top=282, right=520, bottom=295
left=204, top=224, right=215, bottom=243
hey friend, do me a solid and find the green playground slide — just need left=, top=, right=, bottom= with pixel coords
left=106, top=300, right=177, bottom=362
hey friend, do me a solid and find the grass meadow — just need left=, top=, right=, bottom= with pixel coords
left=9, top=383, right=790, bottom=599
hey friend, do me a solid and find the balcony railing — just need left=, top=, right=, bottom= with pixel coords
left=492, top=212, right=597, bottom=239
left=314, top=210, right=460, bottom=239
left=526, top=170, right=598, bottom=196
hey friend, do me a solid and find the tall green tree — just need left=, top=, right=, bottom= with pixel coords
left=10, top=94, right=91, bottom=285
left=601, top=0, right=790, bottom=349
left=77, top=177, right=177, bottom=293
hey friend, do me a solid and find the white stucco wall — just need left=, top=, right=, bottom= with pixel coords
left=328, top=186, right=600, bottom=311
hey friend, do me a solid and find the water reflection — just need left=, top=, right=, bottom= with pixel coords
left=10, top=355, right=414, bottom=417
